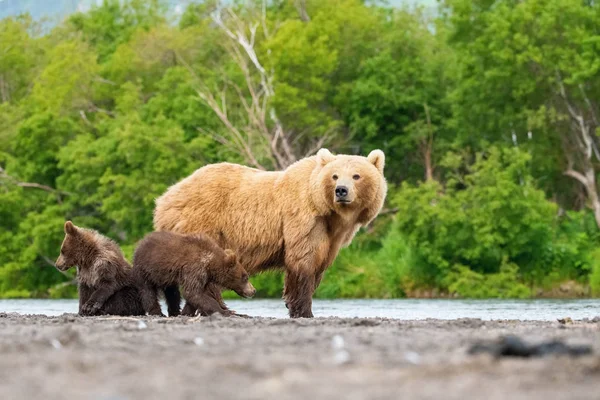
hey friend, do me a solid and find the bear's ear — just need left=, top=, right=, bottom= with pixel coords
left=316, top=148, right=335, bottom=167
left=224, top=249, right=237, bottom=266
left=64, top=221, right=78, bottom=236
left=367, top=149, right=385, bottom=174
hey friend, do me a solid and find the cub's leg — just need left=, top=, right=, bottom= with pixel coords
left=139, top=283, right=164, bottom=317
left=206, top=283, right=230, bottom=312
left=164, top=285, right=181, bottom=317
left=181, top=286, right=232, bottom=317
left=78, top=284, right=93, bottom=316
left=82, top=281, right=122, bottom=316
left=180, top=302, right=197, bottom=316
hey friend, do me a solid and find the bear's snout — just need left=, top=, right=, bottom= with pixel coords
left=241, top=282, right=256, bottom=298
left=54, top=255, right=69, bottom=271
left=335, top=185, right=351, bottom=203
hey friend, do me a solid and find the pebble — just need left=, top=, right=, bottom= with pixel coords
left=331, top=335, right=345, bottom=350
left=49, top=339, right=62, bottom=350
left=193, top=337, right=205, bottom=346
left=333, top=349, right=351, bottom=365
left=404, top=351, right=421, bottom=365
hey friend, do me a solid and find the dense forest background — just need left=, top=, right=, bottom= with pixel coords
left=2, top=0, right=600, bottom=299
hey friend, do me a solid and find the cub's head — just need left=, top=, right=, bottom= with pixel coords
left=55, top=221, right=94, bottom=271
left=221, top=249, right=256, bottom=299
left=313, top=148, right=386, bottom=214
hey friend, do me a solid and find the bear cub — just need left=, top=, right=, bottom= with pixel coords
left=55, top=221, right=144, bottom=316
left=132, top=231, right=256, bottom=317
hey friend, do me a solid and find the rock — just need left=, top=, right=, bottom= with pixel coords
left=468, top=335, right=592, bottom=358
left=557, top=317, right=573, bottom=324
left=592, top=316, right=600, bottom=323
left=350, top=318, right=381, bottom=327
left=57, top=326, right=82, bottom=346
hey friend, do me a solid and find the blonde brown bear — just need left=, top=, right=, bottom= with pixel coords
left=153, top=149, right=387, bottom=318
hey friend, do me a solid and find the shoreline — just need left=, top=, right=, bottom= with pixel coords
left=3, top=298, right=600, bottom=321
left=1, top=313, right=599, bottom=399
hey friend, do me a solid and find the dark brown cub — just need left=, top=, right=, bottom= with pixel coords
left=132, top=231, right=255, bottom=317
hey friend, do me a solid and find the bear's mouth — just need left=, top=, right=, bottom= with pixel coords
left=336, top=199, right=352, bottom=204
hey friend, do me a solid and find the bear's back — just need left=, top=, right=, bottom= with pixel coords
left=134, top=231, right=225, bottom=271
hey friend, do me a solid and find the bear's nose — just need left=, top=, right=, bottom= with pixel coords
left=335, top=186, right=348, bottom=198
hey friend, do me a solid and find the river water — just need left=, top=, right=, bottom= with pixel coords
left=1, top=298, right=599, bottom=320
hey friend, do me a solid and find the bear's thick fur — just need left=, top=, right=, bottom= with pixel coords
left=153, top=149, right=387, bottom=318
left=132, top=231, right=256, bottom=317
left=55, top=221, right=144, bottom=316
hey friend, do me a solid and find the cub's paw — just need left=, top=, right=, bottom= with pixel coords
left=81, top=302, right=102, bottom=316
left=215, top=309, right=234, bottom=317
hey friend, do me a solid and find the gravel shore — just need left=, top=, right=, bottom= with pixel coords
left=1, top=313, right=599, bottom=400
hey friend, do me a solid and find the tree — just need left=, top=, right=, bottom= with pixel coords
left=444, top=0, right=600, bottom=227
left=342, top=9, right=456, bottom=182
left=0, top=15, right=40, bottom=104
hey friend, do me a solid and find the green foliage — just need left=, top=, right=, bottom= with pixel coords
left=447, top=261, right=531, bottom=299
left=590, top=250, right=600, bottom=297
left=389, top=147, right=595, bottom=296
left=394, top=148, right=554, bottom=282
left=1, top=0, right=600, bottom=299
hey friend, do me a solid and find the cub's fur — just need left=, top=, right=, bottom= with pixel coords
left=55, top=221, right=144, bottom=316
left=132, top=231, right=255, bottom=317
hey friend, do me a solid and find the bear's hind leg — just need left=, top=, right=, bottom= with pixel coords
left=181, top=302, right=197, bottom=316
left=164, top=285, right=181, bottom=317
left=139, top=283, right=164, bottom=317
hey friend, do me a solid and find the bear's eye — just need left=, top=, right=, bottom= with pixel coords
left=242, top=274, right=248, bottom=282
left=332, top=174, right=338, bottom=181
left=353, top=174, right=361, bottom=180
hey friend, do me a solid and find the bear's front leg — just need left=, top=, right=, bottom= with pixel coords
left=185, top=292, right=233, bottom=317
left=283, top=223, right=329, bottom=318
left=206, top=282, right=231, bottom=312
left=283, top=269, right=315, bottom=318
left=180, top=285, right=234, bottom=317
left=82, top=281, right=122, bottom=316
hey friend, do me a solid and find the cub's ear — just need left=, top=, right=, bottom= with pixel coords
left=367, top=149, right=385, bottom=174
left=224, top=249, right=237, bottom=266
left=64, top=221, right=78, bottom=235
left=316, top=148, right=335, bottom=167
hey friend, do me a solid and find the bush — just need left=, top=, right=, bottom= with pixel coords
left=447, top=260, right=531, bottom=298
left=389, top=147, right=567, bottom=296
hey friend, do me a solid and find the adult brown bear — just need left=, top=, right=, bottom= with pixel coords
left=153, top=149, right=387, bottom=318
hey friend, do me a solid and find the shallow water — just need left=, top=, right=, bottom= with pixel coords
left=1, top=298, right=599, bottom=320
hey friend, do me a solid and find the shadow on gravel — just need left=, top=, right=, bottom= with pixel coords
left=469, top=335, right=593, bottom=358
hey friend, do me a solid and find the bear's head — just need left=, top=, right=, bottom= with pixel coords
left=55, top=221, right=90, bottom=271
left=312, top=148, right=386, bottom=217
left=220, top=249, right=256, bottom=299
left=55, top=221, right=117, bottom=272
